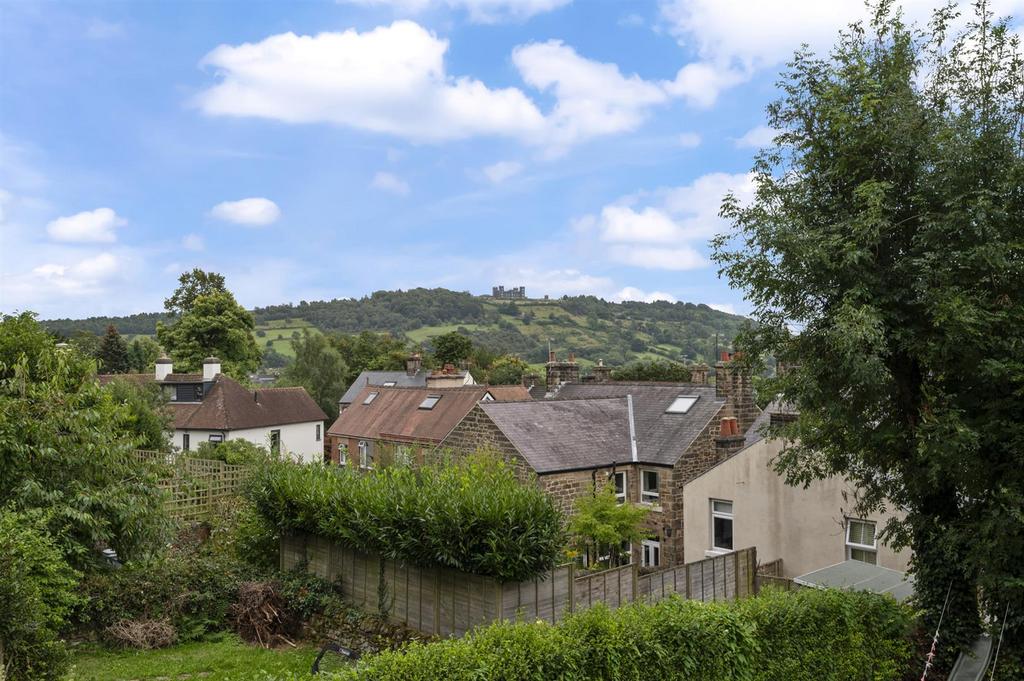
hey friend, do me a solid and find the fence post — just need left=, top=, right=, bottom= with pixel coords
left=631, top=562, right=638, bottom=603
left=433, top=567, right=441, bottom=636
left=567, top=563, right=575, bottom=615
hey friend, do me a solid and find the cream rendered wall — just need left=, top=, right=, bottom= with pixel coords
left=682, top=437, right=910, bottom=578
left=173, top=421, right=324, bottom=463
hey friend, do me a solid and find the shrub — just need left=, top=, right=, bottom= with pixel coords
left=0, top=510, right=80, bottom=681
left=245, top=455, right=564, bottom=582
left=195, top=439, right=272, bottom=465
left=329, top=589, right=913, bottom=681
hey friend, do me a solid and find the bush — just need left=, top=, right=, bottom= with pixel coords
left=195, top=439, right=273, bottom=465
left=329, top=588, right=914, bottom=681
left=245, top=455, right=564, bottom=582
left=0, top=510, right=80, bottom=681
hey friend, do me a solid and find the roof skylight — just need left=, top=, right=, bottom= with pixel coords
left=419, top=394, right=442, bottom=410
left=363, top=391, right=379, bottom=405
left=666, top=395, right=699, bottom=414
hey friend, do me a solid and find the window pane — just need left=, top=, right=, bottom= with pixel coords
left=850, top=548, right=877, bottom=565
left=614, top=473, right=625, bottom=495
left=713, top=516, right=733, bottom=550
left=712, top=500, right=733, bottom=515
left=419, top=395, right=442, bottom=409
left=363, top=392, right=379, bottom=405
left=848, top=520, right=876, bottom=547
left=666, top=395, right=699, bottom=413
left=643, top=470, right=658, bottom=490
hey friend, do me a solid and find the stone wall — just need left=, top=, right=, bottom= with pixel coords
left=435, top=404, right=532, bottom=482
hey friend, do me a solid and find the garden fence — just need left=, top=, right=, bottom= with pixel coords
left=281, top=532, right=758, bottom=637
left=135, top=449, right=249, bottom=522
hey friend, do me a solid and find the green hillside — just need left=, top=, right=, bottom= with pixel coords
left=42, top=288, right=748, bottom=366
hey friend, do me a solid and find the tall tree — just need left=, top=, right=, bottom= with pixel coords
left=330, top=331, right=408, bottom=385
left=127, top=335, right=161, bottom=373
left=96, top=325, right=130, bottom=374
left=281, top=331, right=348, bottom=420
left=0, top=313, right=169, bottom=569
left=163, top=268, right=227, bottom=317
left=712, top=2, right=1023, bottom=668
left=432, top=331, right=472, bottom=367
left=156, top=290, right=262, bottom=380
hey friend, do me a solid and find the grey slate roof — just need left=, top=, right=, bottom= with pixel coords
left=479, top=398, right=631, bottom=473
left=552, top=383, right=725, bottom=467
left=744, top=399, right=798, bottom=447
left=339, top=370, right=427, bottom=405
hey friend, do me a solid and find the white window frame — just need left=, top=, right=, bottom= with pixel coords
left=641, top=539, right=661, bottom=568
left=846, top=519, right=878, bottom=564
left=208, top=433, right=224, bottom=444
left=612, top=471, right=627, bottom=503
left=418, top=394, right=442, bottom=410
left=382, top=381, right=397, bottom=387
left=641, top=469, right=660, bottom=505
left=711, top=499, right=734, bottom=552
left=358, top=440, right=372, bottom=469
left=337, top=441, right=348, bottom=465
left=363, top=391, right=379, bottom=405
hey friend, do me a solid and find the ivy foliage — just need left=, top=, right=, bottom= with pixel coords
left=245, top=456, right=564, bottom=582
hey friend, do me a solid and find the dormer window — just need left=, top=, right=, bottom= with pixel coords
left=419, top=394, right=442, bottom=410
left=363, top=392, right=379, bottom=405
left=666, top=395, right=699, bottom=414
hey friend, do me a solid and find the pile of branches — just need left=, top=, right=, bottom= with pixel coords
left=104, top=618, right=177, bottom=649
left=229, top=581, right=300, bottom=648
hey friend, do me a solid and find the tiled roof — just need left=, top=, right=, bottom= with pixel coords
left=162, top=373, right=203, bottom=383
left=551, top=382, right=725, bottom=466
left=484, top=385, right=533, bottom=402
left=480, top=398, right=632, bottom=473
left=338, top=370, right=427, bottom=405
left=328, top=385, right=527, bottom=444
left=744, top=399, right=798, bottom=447
left=172, top=376, right=326, bottom=430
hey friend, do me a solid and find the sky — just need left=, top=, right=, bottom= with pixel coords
left=2, top=0, right=1022, bottom=320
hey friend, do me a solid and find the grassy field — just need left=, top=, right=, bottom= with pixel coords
left=66, top=636, right=327, bottom=680
left=253, top=318, right=320, bottom=359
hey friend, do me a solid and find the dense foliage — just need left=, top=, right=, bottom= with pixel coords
left=431, top=331, right=473, bottom=366
left=0, top=313, right=169, bottom=569
left=194, top=439, right=273, bottom=466
left=712, top=2, right=1024, bottom=665
left=156, top=289, right=262, bottom=379
left=281, top=331, right=348, bottom=420
left=0, top=511, right=80, bottom=681
left=610, top=359, right=696, bottom=382
left=103, top=377, right=172, bottom=451
left=568, top=483, right=649, bottom=569
left=164, top=268, right=228, bottom=317
left=97, top=325, right=131, bottom=373
left=330, top=588, right=912, bottom=681
left=245, top=457, right=564, bottom=581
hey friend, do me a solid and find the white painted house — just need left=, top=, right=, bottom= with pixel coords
left=102, top=357, right=327, bottom=463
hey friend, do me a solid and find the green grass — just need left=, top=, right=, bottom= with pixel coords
left=254, top=319, right=321, bottom=359
left=66, top=635, right=323, bottom=681
left=404, top=323, right=485, bottom=343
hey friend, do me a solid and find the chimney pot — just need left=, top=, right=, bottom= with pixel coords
left=548, top=351, right=556, bottom=363
left=720, top=351, right=731, bottom=362
left=155, top=355, right=173, bottom=381
left=568, top=352, right=575, bottom=363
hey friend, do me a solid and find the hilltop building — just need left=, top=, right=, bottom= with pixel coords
left=491, top=285, right=526, bottom=299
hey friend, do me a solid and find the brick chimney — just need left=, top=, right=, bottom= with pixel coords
left=406, top=353, right=422, bottom=376
left=715, top=352, right=757, bottom=434
left=155, top=355, right=172, bottom=381
left=591, top=359, right=611, bottom=383
left=714, top=416, right=746, bottom=460
left=689, top=362, right=709, bottom=384
left=545, top=351, right=580, bottom=391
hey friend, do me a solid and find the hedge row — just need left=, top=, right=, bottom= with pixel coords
left=329, top=588, right=914, bottom=681
left=245, top=456, right=564, bottom=582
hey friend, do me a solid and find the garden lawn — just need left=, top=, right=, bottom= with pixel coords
left=66, top=635, right=322, bottom=681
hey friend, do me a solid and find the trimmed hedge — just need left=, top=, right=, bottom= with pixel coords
left=245, top=456, right=564, bottom=582
left=327, top=588, right=913, bottom=681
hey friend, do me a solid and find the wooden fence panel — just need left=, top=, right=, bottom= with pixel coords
left=135, top=449, right=249, bottom=521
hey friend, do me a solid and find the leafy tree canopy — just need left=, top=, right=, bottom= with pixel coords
left=432, top=331, right=473, bottom=367
left=568, top=482, right=650, bottom=569
left=163, top=268, right=227, bottom=317
left=281, top=330, right=348, bottom=420
left=329, top=331, right=409, bottom=386
left=610, top=359, right=695, bottom=383
left=97, top=324, right=131, bottom=374
left=0, top=313, right=169, bottom=569
left=485, top=355, right=529, bottom=385
left=712, top=1, right=1024, bottom=664
left=127, top=335, right=161, bottom=373
left=156, top=290, right=262, bottom=380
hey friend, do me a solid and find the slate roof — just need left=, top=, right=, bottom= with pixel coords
left=329, top=385, right=528, bottom=444
left=552, top=382, right=725, bottom=467
left=744, top=400, right=798, bottom=447
left=338, top=370, right=428, bottom=406
left=173, top=376, right=327, bottom=430
left=479, top=398, right=632, bottom=473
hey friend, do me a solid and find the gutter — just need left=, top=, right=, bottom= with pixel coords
left=627, top=394, right=639, bottom=463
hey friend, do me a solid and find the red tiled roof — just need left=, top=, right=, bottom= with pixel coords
left=327, top=385, right=529, bottom=444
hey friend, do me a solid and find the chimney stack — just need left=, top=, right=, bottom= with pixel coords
left=545, top=350, right=581, bottom=391
left=715, top=416, right=745, bottom=460
left=406, top=353, right=422, bottom=376
left=715, top=352, right=757, bottom=434
left=689, top=362, right=709, bottom=384
left=591, top=359, right=612, bottom=383
left=156, top=355, right=173, bottom=381
left=202, top=356, right=221, bottom=382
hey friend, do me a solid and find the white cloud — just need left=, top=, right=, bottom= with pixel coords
left=734, top=124, right=778, bottom=148
left=483, top=160, right=523, bottom=183
left=663, top=61, right=747, bottom=108
left=6, top=252, right=122, bottom=301
left=182, top=233, right=205, bottom=251
left=708, top=302, right=736, bottom=314
left=371, top=171, right=411, bottom=195
left=609, top=245, right=705, bottom=270
left=677, top=132, right=701, bottom=148
left=196, top=22, right=682, bottom=152
left=598, top=205, right=680, bottom=243
left=512, top=40, right=668, bottom=151
left=499, top=267, right=613, bottom=295
left=339, top=0, right=571, bottom=23
left=46, top=207, right=126, bottom=243
left=197, top=22, right=546, bottom=143
left=209, top=197, right=281, bottom=226
left=614, top=286, right=677, bottom=303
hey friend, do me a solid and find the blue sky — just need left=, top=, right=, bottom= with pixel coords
left=2, top=0, right=1021, bottom=319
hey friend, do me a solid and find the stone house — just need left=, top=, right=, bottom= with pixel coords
left=682, top=402, right=911, bottom=577
left=439, top=354, right=760, bottom=569
left=326, top=384, right=531, bottom=469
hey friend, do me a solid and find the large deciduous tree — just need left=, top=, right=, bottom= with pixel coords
left=281, top=330, right=348, bottom=420
left=156, top=289, right=262, bottom=380
left=163, top=268, right=227, bottom=316
left=712, top=1, right=1023, bottom=669
left=432, top=331, right=472, bottom=367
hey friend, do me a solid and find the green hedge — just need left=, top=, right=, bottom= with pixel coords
left=327, top=588, right=913, bottom=681
left=245, top=456, right=564, bottom=582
